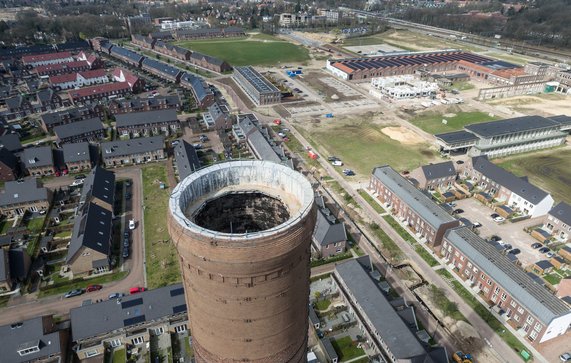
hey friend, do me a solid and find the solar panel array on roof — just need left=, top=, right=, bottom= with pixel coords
left=170, top=287, right=184, bottom=297
left=234, top=66, right=279, bottom=94
left=121, top=297, right=143, bottom=309
left=123, top=315, right=146, bottom=327
left=172, top=304, right=187, bottom=314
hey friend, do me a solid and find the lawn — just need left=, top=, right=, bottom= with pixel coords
left=26, top=216, right=45, bottom=233
left=409, top=110, right=500, bottom=134
left=331, top=336, right=366, bottom=361
left=299, top=121, right=437, bottom=175
left=174, top=36, right=310, bottom=66
left=369, top=222, right=404, bottom=262
left=112, top=348, right=126, bottom=363
left=54, top=230, right=72, bottom=239
left=0, top=219, right=11, bottom=234
left=428, top=284, right=466, bottom=322
left=495, top=149, right=571, bottom=204
left=357, top=189, right=385, bottom=214
left=142, top=164, right=181, bottom=289
left=543, top=273, right=562, bottom=286
left=315, top=298, right=332, bottom=311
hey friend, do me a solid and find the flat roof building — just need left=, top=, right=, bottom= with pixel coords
left=233, top=66, right=281, bottom=106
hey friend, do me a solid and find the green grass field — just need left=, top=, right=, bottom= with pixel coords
left=331, top=336, right=366, bottom=361
left=299, top=121, right=438, bottom=174
left=142, top=164, right=181, bottom=289
left=175, top=35, right=309, bottom=66
left=495, top=149, right=571, bottom=204
left=410, top=111, right=499, bottom=134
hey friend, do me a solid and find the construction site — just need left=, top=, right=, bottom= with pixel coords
left=369, top=75, right=439, bottom=100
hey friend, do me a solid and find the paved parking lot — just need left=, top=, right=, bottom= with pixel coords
left=454, top=198, right=546, bottom=267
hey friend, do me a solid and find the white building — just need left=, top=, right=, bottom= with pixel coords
left=370, top=75, right=439, bottom=100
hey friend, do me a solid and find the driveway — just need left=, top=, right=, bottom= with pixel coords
left=454, top=198, right=546, bottom=267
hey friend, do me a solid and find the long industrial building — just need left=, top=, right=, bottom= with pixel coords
left=168, top=160, right=316, bottom=363
left=233, top=66, right=281, bottom=106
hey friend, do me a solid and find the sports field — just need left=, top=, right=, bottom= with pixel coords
left=175, top=34, right=309, bottom=66
left=409, top=110, right=499, bottom=134
left=495, top=149, right=571, bottom=204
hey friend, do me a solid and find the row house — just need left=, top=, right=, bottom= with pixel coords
left=33, top=60, right=91, bottom=77
left=109, top=46, right=145, bottom=68
left=70, top=284, right=187, bottom=361
left=313, top=195, right=347, bottom=258
left=62, top=142, right=94, bottom=172
left=203, top=102, right=232, bottom=130
left=90, top=37, right=111, bottom=53
left=68, top=82, right=131, bottom=104
left=173, top=139, right=201, bottom=181
left=154, top=41, right=191, bottom=61
left=180, top=73, right=214, bottom=109
left=49, top=69, right=108, bottom=90
left=370, top=165, right=459, bottom=248
left=463, top=156, right=554, bottom=218
left=53, top=117, right=105, bottom=144
left=542, top=202, right=571, bottom=243
left=108, top=95, right=181, bottom=114
left=21, top=51, right=74, bottom=67
left=172, top=26, right=245, bottom=40
left=441, top=227, right=571, bottom=344
left=111, top=68, right=145, bottom=93
left=75, top=51, right=104, bottom=69
left=101, top=136, right=165, bottom=168
left=333, top=258, right=448, bottom=363
left=0, top=179, right=52, bottom=218
left=79, top=167, right=115, bottom=211
left=4, top=95, right=33, bottom=117
left=190, top=52, right=231, bottom=73
left=115, top=109, right=179, bottom=138
left=40, top=104, right=104, bottom=132
left=22, top=146, right=55, bottom=177
left=141, top=58, right=182, bottom=83
left=36, top=89, right=65, bottom=111
left=409, top=161, right=457, bottom=191
left=131, top=34, right=156, bottom=49
left=0, top=148, right=19, bottom=181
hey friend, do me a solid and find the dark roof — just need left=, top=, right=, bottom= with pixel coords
left=110, top=46, right=144, bottom=64
left=434, top=130, right=479, bottom=144
left=56, top=40, right=90, bottom=52
left=314, top=207, right=346, bottom=246
left=0, top=316, right=63, bottom=363
left=0, top=179, right=49, bottom=207
left=335, top=259, right=430, bottom=360
left=234, top=66, right=280, bottom=94
left=180, top=73, right=213, bottom=102
left=535, top=260, right=554, bottom=270
left=62, top=142, right=91, bottom=163
left=0, top=249, right=8, bottom=283
left=0, top=134, right=22, bottom=152
left=549, top=202, right=571, bottom=226
left=40, top=105, right=99, bottom=127
left=445, top=227, right=570, bottom=324
left=471, top=156, right=550, bottom=204
left=115, top=109, right=178, bottom=128
left=53, top=117, right=104, bottom=140
left=190, top=51, right=225, bottom=67
left=36, top=89, right=58, bottom=104
left=420, top=161, right=456, bottom=180
left=321, top=338, right=339, bottom=361
left=110, top=95, right=180, bottom=112
left=174, top=140, right=201, bottom=180
left=22, top=146, right=54, bottom=169
left=465, top=116, right=560, bottom=138
left=66, top=202, right=113, bottom=264
left=8, top=248, right=30, bottom=280
left=141, top=58, right=182, bottom=79
left=5, top=95, right=24, bottom=109
left=0, top=147, right=17, bottom=169
left=101, top=136, right=164, bottom=158
left=80, top=166, right=115, bottom=207
left=70, top=284, right=186, bottom=341
left=547, top=115, right=571, bottom=127
left=308, top=305, right=319, bottom=326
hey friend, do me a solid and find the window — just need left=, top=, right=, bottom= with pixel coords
left=494, top=286, right=500, bottom=293
left=481, top=273, right=486, bottom=280
left=85, top=350, right=99, bottom=358
left=517, top=307, right=524, bottom=314
left=460, top=256, right=465, bottom=261
left=131, top=336, right=144, bottom=345
left=510, top=300, right=517, bottom=308
left=175, top=325, right=187, bottom=333
left=17, top=346, right=40, bottom=356
left=109, top=339, right=121, bottom=348
left=534, top=323, right=542, bottom=332
left=154, top=327, right=164, bottom=335
left=487, top=279, right=492, bottom=286
left=526, top=316, right=534, bottom=324
left=501, top=293, right=507, bottom=301
left=529, top=330, right=538, bottom=340
left=467, top=262, right=472, bottom=268
left=514, top=315, right=520, bottom=322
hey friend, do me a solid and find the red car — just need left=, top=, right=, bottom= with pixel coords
left=86, top=284, right=103, bottom=292
left=129, top=287, right=146, bottom=295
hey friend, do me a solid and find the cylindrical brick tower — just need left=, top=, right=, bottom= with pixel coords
left=168, top=160, right=316, bottom=363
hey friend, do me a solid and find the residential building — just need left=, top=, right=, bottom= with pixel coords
left=0, top=179, right=51, bottom=218
left=53, top=117, right=105, bottom=144
left=154, top=42, right=191, bottom=61
left=0, top=147, right=19, bottom=181
left=0, top=134, right=22, bottom=153
left=233, top=66, right=281, bottom=106
left=441, top=227, right=571, bottom=344
left=409, top=161, right=456, bottom=191
left=313, top=195, right=347, bottom=258
left=172, top=26, right=245, bottom=40
left=62, top=142, right=93, bottom=172
left=559, top=246, right=571, bottom=262
left=21, top=51, right=74, bottom=67
left=33, top=60, right=91, bottom=77
left=109, top=46, right=145, bottom=68
left=0, top=315, right=68, bottom=363
left=333, top=258, right=448, bottom=362
left=173, top=139, right=201, bottom=180
left=370, top=165, right=459, bottom=248
left=5, top=95, right=33, bottom=116
left=530, top=260, right=554, bottom=275
left=131, top=34, right=156, bottom=49
left=36, top=89, right=64, bottom=111
left=111, top=68, right=145, bottom=93
left=463, top=156, right=554, bottom=218
left=68, top=82, right=131, bottom=104
left=202, top=102, right=231, bottom=130
left=141, top=58, right=182, bottom=83
left=278, top=13, right=311, bottom=27
left=189, top=52, right=231, bottom=73
left=436, top=115, right=568, bottom=158
left=75, top=51, right=104, bottom=69
left=180, top=73, right=214, bottom=109
left=49, top=69, right=108, bottom=90
left=115, top=109, right=179, bottom=138
left=22, top=146, right=55, bottom=177
left=108, top=95, right=181, bottom=114
left=40, top=104, right=103, bottom=132
left=543, top=202, right=571, bottom=243
left=70, top=284, right=187, bottom=361
left=66, top=201, right=113, bottom=276
left=0, top=249, right=11, bottom=291
left=79, top=167, right=115, bottom=211
left=100, top=136, right=165, bottom=168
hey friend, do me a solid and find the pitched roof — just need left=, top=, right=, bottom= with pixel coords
left=174, top=139, right=201, bottom=180
left=0, top=249, right=8, bottom=283
left=53, top=117, right=104, bottom=140
left=79, top=166, right=115, bottom=207
left=68, top=82, right=130, bottom=99
left=62, top=142, right=91, bottom=163
left=549, top=202, right=571, bottom=226
left=36, top=89, right=58, bottom=104
left=471, top=156, right=550, bottom=204
left=0, top=134, right=22, bottom=152
left=22, top=51, right=72, bottom=64
left=0, top=179, right=49, bottom=207
left=314, top=205, right=346, bottom=246
left=534, top=260, right=554, bottom=270
left=445, top=227, right=570, bottom=324
left=34, top=60, right=90, bottom=74
left=22, top=146, right=54, bottom=169
left=115, top=109, right=178, bottom=127
left=420, top=161, right=456, bottom=180
left=0, top=316, right=63, bottom=363
left=465, top=115, right=560, bottom=138
left=66, top=202, right=112, bottom=264
left=101, top=136, right=164, bottom=158
left=70, top=284, right=186, bottom=341
left=190, top=51, right=225, bottom=66
left=180, top=73, right=213, bottom=102
left=0, top=147, right=18, bottom=169
left=372, top=165, right=456, bottom=229
left=111, top=68, right=139, bottom=87
left=141, top=58, right=182, bottom=79
left=110, top=46, right=144, bottom=64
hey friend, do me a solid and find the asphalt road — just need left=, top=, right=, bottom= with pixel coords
left=0, top=167, right=146, bottom=326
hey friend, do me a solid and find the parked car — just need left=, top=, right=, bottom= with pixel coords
left=125, top=193, right=132, bottom=200
left=531, top=243, right=543, bottom=249
left=489, top=235, right=502, bottom=242
left=64, top=289, right=84, bottom=298
left=490, top=213, right=500, bottom=219
left=453, top=208, right=464, bottom=214
left=472, top=222, right=482, bottom=228
left=123, top=248, right=129, bottom=259
left=129, top=219, right=136, bottom=230
left=124, top=231, right=130, bottom=238
left=123, top=237, right=129, bottom=248
left=108, top=292, right=124, bottom=300
left=493, top=216, right=505, bottom=223
left=327, top=156, right=339, bottom=162
left=508, top=248, right=521, bottom=255
left=538, top=247, right=550, bottom=254
left=331, top=160, right=343, bottom=166
left=130, top=287, right=146, bottom=294
left=546, top=252, right=555, bottom=258
left=86, top=284, right=102, bottom=293
left=446, top=202, right=457, bottom=207
left=560, top=352, right=571, bottom=362
left=343, top=169, right=355, bottom=176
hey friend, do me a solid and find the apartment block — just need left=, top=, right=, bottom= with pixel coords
left=115, top=109, right=179, bottom=138
left=101, top=136, right=165, bottom=168
left=233, top=66, right=281, bottom=106
left=0, top=179, right=51, bottom=218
